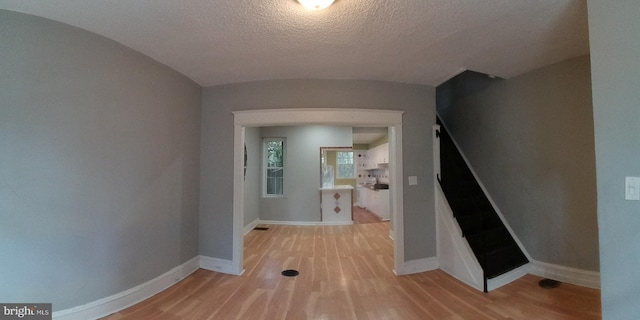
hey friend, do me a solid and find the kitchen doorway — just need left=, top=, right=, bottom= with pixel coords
left=232, top=108, right=404, bottom=275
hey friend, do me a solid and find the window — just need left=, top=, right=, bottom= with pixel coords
left=264, top=138, right=285, bottom=196
left=336, top=151, right=355, bottom=179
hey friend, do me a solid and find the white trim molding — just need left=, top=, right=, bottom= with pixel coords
left=528, top=260, right=600, bottom=289
left=200, top=255, right=244, bottom=276
left=233, top=108, right=403, bottom=127
left=258, top=220, right=353, bottom=226
left=233, top=108, right=405, bottom=274
left=244, top=218, right=261, bottom=235
left=232, top=124, right=246, bottom=280
left=435, top=183, right=485, bottom=291
left=52, top=257, right=200, bottom=320
left=394, top=257, right=440, bottom=275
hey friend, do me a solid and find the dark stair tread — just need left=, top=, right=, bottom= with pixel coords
left=484, top=248, right=529, bottom=279
left=441, top=186, right=486, bottom=200
left=456, top=215, right=503, bottom=236
left=447, top=196, right=491, bottom=212
left=466, top=229, right=515, bottom=256
left=478, top=242, right=529, bottom=277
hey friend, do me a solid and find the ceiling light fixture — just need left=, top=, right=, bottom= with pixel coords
left=298, top=0, right=335, bottom=10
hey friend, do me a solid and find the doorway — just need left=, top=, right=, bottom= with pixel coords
left=232, top=108, right=404, bottom=275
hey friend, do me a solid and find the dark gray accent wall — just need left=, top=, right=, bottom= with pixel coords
left=588, top=1, right=640, bottom=318
left=200, top=80, right=436, bottom=261
left=258, top=126, right=352, bottom=222
left=437, top=56, right=599, bottom=271
left=0, top=10, right=202, bottom=311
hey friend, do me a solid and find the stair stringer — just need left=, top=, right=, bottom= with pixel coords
left=435, top=116, right=532, bottom=263
left=436, top=183, right=530, bottom=292
left=436, top=183, right=484, bottom=291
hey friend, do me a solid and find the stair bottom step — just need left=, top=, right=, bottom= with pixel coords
left=483, top=246, right=529, bottom=279
left=486, top=258, right=529, bottom=279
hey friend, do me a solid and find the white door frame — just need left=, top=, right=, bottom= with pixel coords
left=232, top=108, right=405, bottom=275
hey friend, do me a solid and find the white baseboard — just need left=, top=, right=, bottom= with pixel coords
left=244, top=218, right=261, bottom=235
left=53, top=255, right=247, bottom=320
left=52, top=256, right=200, bottom=320
left=394, top=257, right=440, bottom=275
left=259, top=219, right=353, bottom=226
left=199, top=255, right=244, bottom=276
left=528, top=260, right=600, bottom=289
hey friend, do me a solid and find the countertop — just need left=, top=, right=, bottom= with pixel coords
left=358, top=183, right=390, bottom=191
left=319, top=185, right=354, bottom=191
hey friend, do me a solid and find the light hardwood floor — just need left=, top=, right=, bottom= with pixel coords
left=352, top=206, right=382, bottom=224
left=103, top=222, right=601, bottom=320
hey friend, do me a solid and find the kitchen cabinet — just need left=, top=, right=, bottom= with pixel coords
left=376, top=189, right=390, bottom=220
left=379, top=143, right=389, bottom=163
left=357, top=185, right=366, bottom=208
left=365, top=143, right=389, bottom=169
left=361, top=187, right=390, bottom=220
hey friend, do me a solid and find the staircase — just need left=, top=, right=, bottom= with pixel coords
left=436, top=118, right=528, bottom=291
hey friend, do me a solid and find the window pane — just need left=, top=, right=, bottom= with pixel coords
left=338, top=163, right=354, bottom=178
left=264, top=138, right=284, bottom=196
left=267, top=168, right=283, bottom=195
left=336, top=151, right=355, bottom=178
left=266, top=141, right=283, bottom=167
left=337, top=151, right=353, bottom=164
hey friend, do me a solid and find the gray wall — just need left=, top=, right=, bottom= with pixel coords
left=243, top=127, right=261, bottom=226
left=437, top=56, right=599, bottom=271
left=259, top=126, right=352, bottom=222
left=588, top=1, right=640, bottom=318
left=200, top=80, right=436, bottom=261
left=0, top=10, right=202, bottom=311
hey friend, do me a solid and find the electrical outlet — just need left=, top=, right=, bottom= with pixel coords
left=625, top=177, right=640, bottom=201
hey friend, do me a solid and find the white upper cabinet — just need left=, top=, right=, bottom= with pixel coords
left=365, top=143, right=389, bottom=169
left=379, top=143, right=389, bottom=164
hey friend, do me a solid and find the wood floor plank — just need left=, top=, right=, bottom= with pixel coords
left=102, top=222, right=600, bottom=320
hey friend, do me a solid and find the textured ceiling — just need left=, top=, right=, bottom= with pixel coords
left=0, top=0, right=590, bottom=87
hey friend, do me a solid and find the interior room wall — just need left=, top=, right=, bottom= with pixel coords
left=243, top=127, right=261, bottom=227
left=200, top=79, right=436, bottom=262
left=436, top=56, right=599, bottom=271
left=258, top=126, right=352, bottom=222
left=0, top=10, right=202, bottom=311
left=587, top=1, right=640, bottom=318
